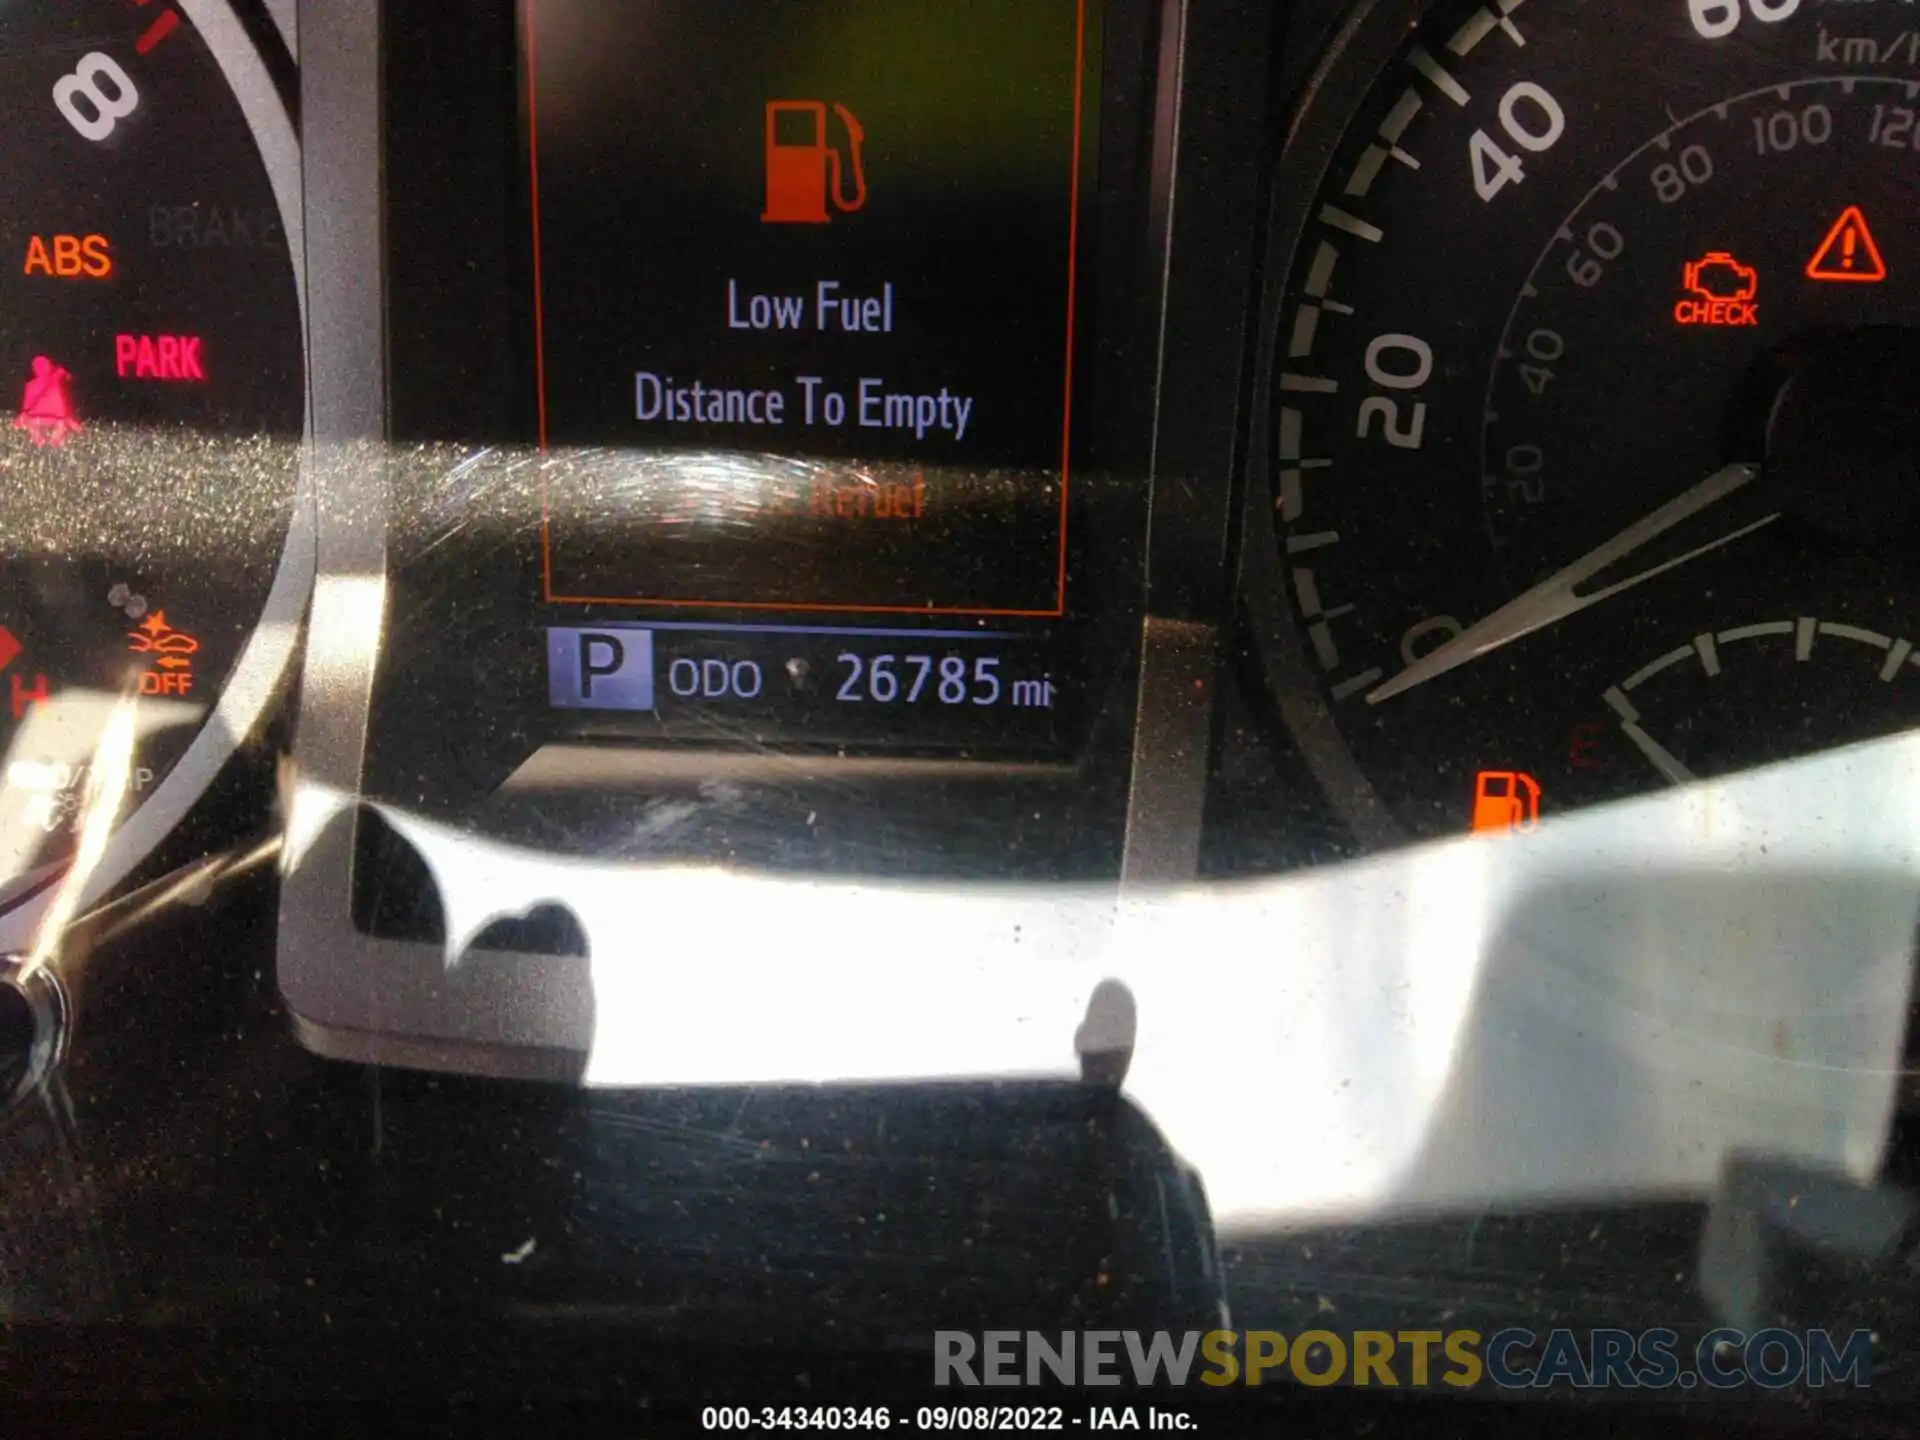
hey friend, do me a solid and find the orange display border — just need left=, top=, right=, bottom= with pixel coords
left=524, top=0, right=1087, bottom=618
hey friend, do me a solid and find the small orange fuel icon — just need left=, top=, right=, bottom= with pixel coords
left=1471, top=770, right=1542, bottom=834
left=127, top=610, right=198, bottom=696
left=761, top=100, right=867, bottom=225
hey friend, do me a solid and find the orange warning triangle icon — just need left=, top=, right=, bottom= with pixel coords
left=1805, top=206, right=1887, bottom=283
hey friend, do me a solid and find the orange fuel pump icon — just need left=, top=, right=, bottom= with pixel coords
left=1471, top=770, right=1542, bottom=834
left=761, top=100, right=867, bottom=224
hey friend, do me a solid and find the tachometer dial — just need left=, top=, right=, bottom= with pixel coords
left=0, top=0, right=305, bottom=911
left=1248, top=0, right=1920, bottom=843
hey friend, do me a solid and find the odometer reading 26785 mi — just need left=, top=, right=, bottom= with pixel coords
left=1251, top=0, right=1920, bottom=843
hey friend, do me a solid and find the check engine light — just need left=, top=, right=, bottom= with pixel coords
left=1674, top=252, right=1759, bottom=328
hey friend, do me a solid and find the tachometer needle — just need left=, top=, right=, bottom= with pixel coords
left=1367, top=464, right=1774, bottom=704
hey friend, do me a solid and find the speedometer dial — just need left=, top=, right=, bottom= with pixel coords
left=1247, top=0, right=1920, bottom=843
left=0, top=0, right=305, bottom=913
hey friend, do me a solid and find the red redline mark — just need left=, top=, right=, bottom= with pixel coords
left=135, top=7, right=178, bottom=53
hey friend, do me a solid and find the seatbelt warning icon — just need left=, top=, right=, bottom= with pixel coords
left=13, top=355, right=82, bottom=446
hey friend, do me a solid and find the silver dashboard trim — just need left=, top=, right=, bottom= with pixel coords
left=276, top=0, right=393, bottom=1047
left=264, top=0, right=297, bottom=61
left=1120, top=618, right=1215, bottom=883
left=502, top=746, right=1077, bottom=790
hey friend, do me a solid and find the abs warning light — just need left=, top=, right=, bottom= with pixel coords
left=23, top=234, right=112, bottom=279
left=1674, top=251, right=1759, bottom=327
left=1806, top=206, right=1886, bottom=283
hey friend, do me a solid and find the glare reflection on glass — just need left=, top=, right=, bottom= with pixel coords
left=281, top=728, right=1920, bottom=1233
left=22, top=691, right=139, bottom=982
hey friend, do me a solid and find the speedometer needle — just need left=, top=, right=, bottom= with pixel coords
left=1366, top=464, right=1776, bottom=704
